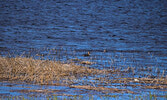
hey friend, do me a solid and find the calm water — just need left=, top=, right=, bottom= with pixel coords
left=0, top=0, right=167, bottom=99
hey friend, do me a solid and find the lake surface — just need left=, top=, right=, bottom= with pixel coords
left=0, top=0, right=167, bottom=99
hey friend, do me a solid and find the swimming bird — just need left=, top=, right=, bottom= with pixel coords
left=83, top=51, right=90, bottom=57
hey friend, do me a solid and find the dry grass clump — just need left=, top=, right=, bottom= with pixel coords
left=10, top=89, right=65, bottom=93
left=70, top=85, right=134, bottom=94
left=0, top=56, right=106, bottom=84
left=111, top=78, right=167, bottom=85
left=1, top=56, right=166, bottom=94
left=109, top=77, right=167, bottom=90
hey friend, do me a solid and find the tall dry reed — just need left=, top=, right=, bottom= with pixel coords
left=0, top=56, right=106, bottom=84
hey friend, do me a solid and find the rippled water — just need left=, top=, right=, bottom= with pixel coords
left=0, top=0, right=167, bottom=99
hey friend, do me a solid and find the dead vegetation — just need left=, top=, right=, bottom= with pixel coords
left=0, top=56, right=106, bottom=84
left=70, top=85, right=134, bottom=93
left=111, top=78, right=167, bottom=85
left=0, top=56, right=167, bottom=94
left=10, top=89, right=65, bottom=93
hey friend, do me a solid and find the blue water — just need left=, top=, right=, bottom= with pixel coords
left=0, top=0, right=167, bottom=99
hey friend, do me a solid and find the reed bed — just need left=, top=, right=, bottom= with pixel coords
left=0, top=56, right=106, bottom=85
left=0, top=55, right=167, bottom=95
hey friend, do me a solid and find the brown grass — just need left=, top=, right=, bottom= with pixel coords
left=111, top=78, right=167, bottom=85
left=10, top=89, right=65, bottom=93
left=70, top=85, right=134, bottom=93
left=0, top=56, right=106, bottom=84
left=0, top=56, right=166, bottom=94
